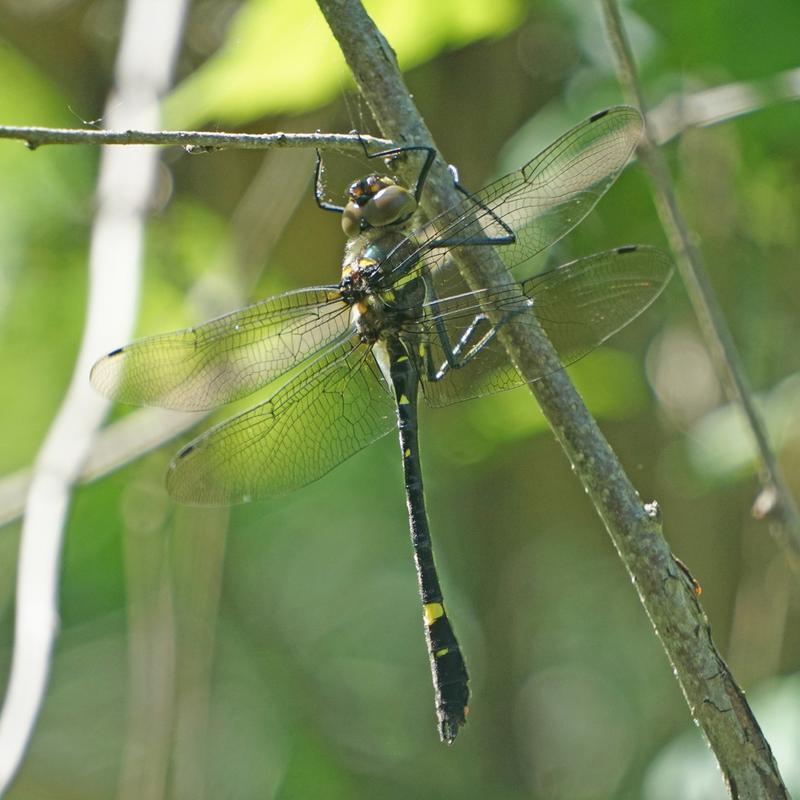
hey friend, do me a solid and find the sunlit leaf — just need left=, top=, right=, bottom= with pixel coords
left=165, top=0, right=525, bottom=127
left=0, top=42, right=92, bottom=233
left=687, top=372, right=800, bottom=482
left=465, top=347, right=651, bottom=447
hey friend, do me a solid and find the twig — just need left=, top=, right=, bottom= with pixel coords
left=600, top=1, right=800, bottom=558
left=0, top=408, right=205, bottom=528
left=0, top=126, right=392, bottom=154
left=0, top=0, right=191, bottom=792
left=3, top=66, right=797, bottom=159
left=648, top=65, right=800, bottom=146
left=317, top=0, right=790, bottom=795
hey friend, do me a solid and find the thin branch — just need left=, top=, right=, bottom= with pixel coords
left=648, top=65, right=800, bottom=146
left=0, top=0, right=191, bottom=792
left=600, top=0, right=800, bottom=558
left=317, top=0, right=789, bottom=795
left=0, top=409, right=204, bottom=529
left=3, top=65, right=798, bottom=159
left=0, top=126, right=392, bottom=154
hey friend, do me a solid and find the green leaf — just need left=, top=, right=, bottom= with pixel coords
left=687, top=372, right=800, bottom=482
left=465, top=347, right=651, bottom=447
left=0, top=42, right=92, bottom=234
left=165, top=0, right=525, bottom=127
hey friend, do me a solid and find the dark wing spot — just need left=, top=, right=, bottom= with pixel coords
left=108, top=347, right=125, bottom=357
left=616, top=245, right=638, bottom=254
left=176, top=443, right=195, bottom=460
left=589, top=108, right=611, bottom=123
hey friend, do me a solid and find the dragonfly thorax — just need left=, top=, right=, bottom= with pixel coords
left=340, top=226, right=409, bottom=296
left=339, top=253, right=392, bottom=344
left=340, top=231, right=425, bottom=346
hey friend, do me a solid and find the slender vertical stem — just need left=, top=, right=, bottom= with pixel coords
left=171, top=507, right=229, bottom=800
left=118, top=515, right=176, bottom=800
left=0, top=0, right=190, bottom=791
left=600, top=0, right=800, bottom=557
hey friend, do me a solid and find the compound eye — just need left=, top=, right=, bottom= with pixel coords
left=341, top=201, right=363, bottom=238
left=363, top=184, right=416, bottom=228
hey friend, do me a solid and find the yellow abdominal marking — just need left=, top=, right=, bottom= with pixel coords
left=423, top=602, right=444, bottom=626
left=404, top=448, right=411, bottom=457
left=396, top=354, right=408, bottom=362
left=435, top=648, right=449, bottom=658
left=418, top=343, right=426, bottom=357
left=398, top=394, right=410, bottom=405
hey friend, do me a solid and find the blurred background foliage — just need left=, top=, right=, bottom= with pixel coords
left=1, top=0, right=799, bottom=797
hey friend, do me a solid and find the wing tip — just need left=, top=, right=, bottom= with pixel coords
left=589, top=105, right=642, bottom=126
left=623, top=242, right=673, bottom=267
left=89, top=350, right=124, bottom=397
left=175, top=442, right=196, bottom=460
left=167, top=444, right=238, bottom=506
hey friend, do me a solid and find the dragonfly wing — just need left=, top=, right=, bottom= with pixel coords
left=90, top=286, right=351, bottom=410
left=384, top=106, right=643, bottom=282
left=166, top=336, right=395, bottom=505
left=523, top=245, right=673, bottom=364
left=416, top=246, right=673, bottom=407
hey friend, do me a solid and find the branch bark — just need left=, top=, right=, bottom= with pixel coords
left=316, top=0, right=790, bottom=796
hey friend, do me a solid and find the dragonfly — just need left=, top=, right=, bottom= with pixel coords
left=91, top=106, right=672, bottom=744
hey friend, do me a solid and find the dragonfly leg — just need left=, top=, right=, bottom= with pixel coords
left=427, top=179, right=516, bottom=249
left=354, top=136, right=437, bottom=204
left=316, top=138, right=436, bottom=215
left=419, top=262, right=530, bottom=382
left=418, top=269, right=524, bottom=382
left=314, top=148, right=346, bottom=215
left=426, top=303, right=531, bottom=383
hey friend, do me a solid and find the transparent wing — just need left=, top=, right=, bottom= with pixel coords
left=413, top=246, right=673, bottom=407
left=384, top=106, right=643, bottom=282
left=90, top=286, right=351, bottom=410
left=165, top=337, right=395, bottom=505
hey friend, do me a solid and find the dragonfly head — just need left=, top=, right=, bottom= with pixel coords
left=341, top=174, right=417, bottom=238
